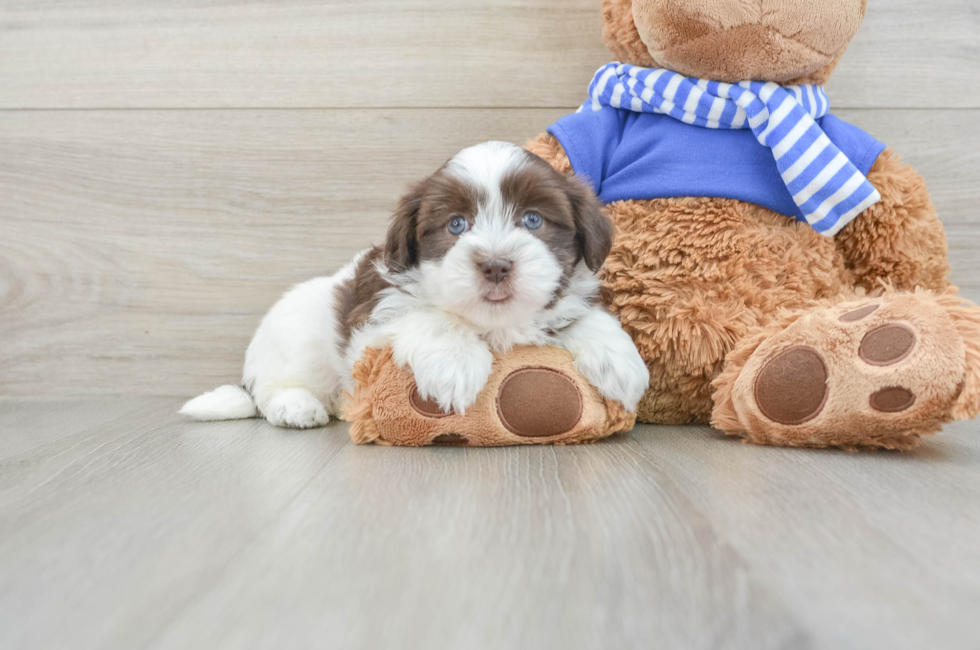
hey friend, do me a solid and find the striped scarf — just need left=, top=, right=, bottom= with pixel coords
left=583, top=63, right=881, bottom=236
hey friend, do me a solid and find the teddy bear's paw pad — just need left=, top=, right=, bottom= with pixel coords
left=431, top=433, right=469, bottom=446
left=839, top=303, right=879, bottom=322
left=754, top=346, right=828, bottom=425
left=869, top=386, right=916, bottom=413
left=859, top=324, right=916, bottom=366
left=410, top=386, right=454, bottom=418
left=496, top=368, right=583, bottom=437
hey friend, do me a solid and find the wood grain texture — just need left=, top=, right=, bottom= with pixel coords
left=0, top=398, right=349, bottom=650
left=1, top=398, right=979, bottom=650
left=824, top=0, right=980, bottom=108
left=1, top=108, right=978, bottom=396
left=0, top=0, right=609, bottom=110
left=626, top=422, right=980, bottom=650
left=0, top=108, right=563, bottom=396
left=0, top=0, right=977, bottom=110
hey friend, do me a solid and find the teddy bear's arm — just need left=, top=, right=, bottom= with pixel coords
left=525, top=133, right=574, bottom=175
left=835, top=148, right=951, bottom=294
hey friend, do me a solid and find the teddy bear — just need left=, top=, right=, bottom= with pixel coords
left=515, top=0, right=980, bottom=450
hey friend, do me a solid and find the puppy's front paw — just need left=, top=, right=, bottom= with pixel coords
left=574, top=335, right=650, bottom=412
left=264, top=388, right=330, bottom=429
left=411, top=344, right=494, bottom=415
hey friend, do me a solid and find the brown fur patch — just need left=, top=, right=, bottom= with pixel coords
left=501, top=152, right=612, bottom=304
left=513, top=154, right=611, bottom=272
left=500, top=157, right=579, bottom=278
left=337, top=168, right=480, bottom=353
left=416, top=173, right=482, bottom=263
left=333, top=247, right=389, bottom=351
left=383, top=166, right=484, bottom=272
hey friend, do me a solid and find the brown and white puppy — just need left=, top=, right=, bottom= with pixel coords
left=182, top=142, right=649, bottom=428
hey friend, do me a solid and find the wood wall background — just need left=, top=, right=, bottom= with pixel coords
left=1, top=0, right=978, bottom=397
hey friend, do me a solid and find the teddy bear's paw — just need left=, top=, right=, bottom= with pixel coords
left=725, top=293, right=972, bottom=450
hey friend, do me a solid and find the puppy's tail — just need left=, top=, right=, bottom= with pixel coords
left=180, top=385, right=257, bottom=421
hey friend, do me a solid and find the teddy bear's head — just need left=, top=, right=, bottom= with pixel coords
left=602, top=0, right=866, bottom=84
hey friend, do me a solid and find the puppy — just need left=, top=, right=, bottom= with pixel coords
left=181, top=141, right=649, bottom=428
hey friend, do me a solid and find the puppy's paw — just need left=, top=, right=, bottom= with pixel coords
left=573, top=333, right=650, bottom=412
left=263, top=388, right=330, bottom=429
left=410, top=344, right=494, bottom=415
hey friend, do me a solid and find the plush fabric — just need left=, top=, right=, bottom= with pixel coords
left=343, top=346, right=635, bottom=447
left=524, top=0, right=980, bottom=450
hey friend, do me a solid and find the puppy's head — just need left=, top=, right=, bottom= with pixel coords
left=383, top=141, right=612, bottom=328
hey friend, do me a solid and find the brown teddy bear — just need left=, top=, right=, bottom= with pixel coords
left=518, top=0, right=980, bottom=450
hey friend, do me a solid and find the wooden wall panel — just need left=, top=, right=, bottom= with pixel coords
left=0, top=0, right=976, bottom=110
left=1, top=108, right=977, bottom=396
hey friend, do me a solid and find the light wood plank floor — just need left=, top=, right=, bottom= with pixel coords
left=1, top=399, right=979, bottom=650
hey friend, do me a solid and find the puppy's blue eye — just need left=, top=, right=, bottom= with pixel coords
left=522, top=212, right=543, bottom=230
left=447, top=216, right=469, bottom=236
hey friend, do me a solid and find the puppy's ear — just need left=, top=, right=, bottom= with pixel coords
left=384, top=182, right=424, bottom=272
left=566, top=176, right=613, bottom=272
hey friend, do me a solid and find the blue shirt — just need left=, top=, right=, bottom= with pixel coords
left=547, top=108, right=886, bottom=223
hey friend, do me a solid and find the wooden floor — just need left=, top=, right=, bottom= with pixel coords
left=1, top=398, right=979, bottom=650
left=3, top=1, right=980, bottom=648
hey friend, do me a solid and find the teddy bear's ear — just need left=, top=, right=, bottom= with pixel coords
left=383, top=182, right=423, bottom=272
left=565, top=175, right=613, bottom=273
left=601, top=0, right=657, bottom=67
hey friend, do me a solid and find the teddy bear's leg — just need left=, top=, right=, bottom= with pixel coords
left=836, top=148, right=951, bottom=293
left=711, top=290, right=980, bottom=450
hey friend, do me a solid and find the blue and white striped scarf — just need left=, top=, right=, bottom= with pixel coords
left=583, top=63, right=881, bottom=236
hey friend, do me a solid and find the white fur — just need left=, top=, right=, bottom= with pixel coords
left=182, top=141, right=650, bottom=427
left=179, top=385, right=257, bottom=421
left=263, top=387, right=330, bottom=429
left=554, top=308, right=650, bottom=410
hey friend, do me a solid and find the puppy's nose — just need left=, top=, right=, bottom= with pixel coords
left=480, top=259, right=512, bottom=284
